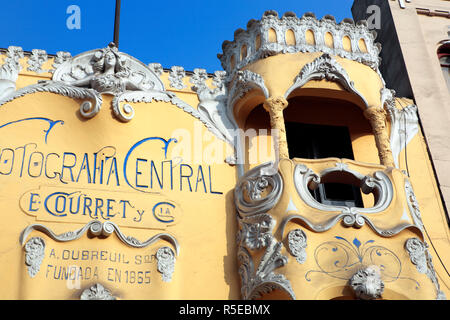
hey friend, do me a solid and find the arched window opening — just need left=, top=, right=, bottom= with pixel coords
left=283, top=96, right=376, bottom=208
left=438, top=41, right=450, bottom=91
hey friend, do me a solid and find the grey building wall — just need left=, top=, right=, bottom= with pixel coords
left=352, top=0, right=414, bottom=98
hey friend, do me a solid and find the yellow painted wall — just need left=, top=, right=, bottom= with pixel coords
left=0, top=65, right=240, bottom=299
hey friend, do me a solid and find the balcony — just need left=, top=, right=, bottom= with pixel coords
left=235, top=158, right=445, bottom=300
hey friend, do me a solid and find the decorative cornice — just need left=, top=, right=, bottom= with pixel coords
left=218, top=10, right=381, bottom=76
left=0, top=80, right=103, bottom=119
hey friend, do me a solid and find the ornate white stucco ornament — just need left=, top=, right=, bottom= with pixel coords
left=54, top=42, right=162, bottom=94
left=24, top=237, right=46, bottom=278
left=405, top=238, right=446, bottom=300
left=381, top=87, right=420, bottom=168
left=284, top=53, right=368, bottom=107
left=191, top=69, right=238, bottom=147
left=51, top=51, right=72, bottom=72
left=388, top=106, right=419, bottom=168
left=234, top=162, right=295, bottom=300
left=287, top=229, right=307, bottom=264
left=20, top=220, right=180, bottom=256
left=156, top=246, right=176, bottom=282
left=80, top=283, right=116, bottom=300
left=27, top=49, right=48, bottom=73
left=169, top=65, right=186, bottom=90
left=350, top=265, right=384, bottom=300
left=0, top=46, right=24, bottom=101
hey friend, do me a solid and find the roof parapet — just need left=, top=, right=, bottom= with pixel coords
left=218, top=10, right=381, bottom=76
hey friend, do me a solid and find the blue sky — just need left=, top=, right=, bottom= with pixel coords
left=0, top=0, right=355, bottom=73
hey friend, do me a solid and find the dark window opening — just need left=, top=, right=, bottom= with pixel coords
left=438, top=42, right=450, bottom=91
left=285, top=122, right=363, bottom=207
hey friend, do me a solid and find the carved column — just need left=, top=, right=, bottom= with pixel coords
left=364, top=106, right=395, bottom=167
left=263, top=96, right=289, bottom=159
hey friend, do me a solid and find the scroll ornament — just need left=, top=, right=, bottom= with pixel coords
left=20, top=220, right=180, bottom=255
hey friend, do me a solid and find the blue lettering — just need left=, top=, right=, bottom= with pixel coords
left=69, top=193, right=81, bottom=214
left=15, top=143, right=36, bottom=177
left=44, top=192, right=70, bottom=217
left=76, top=153, right=92, bottom=183
left=27, top=151, right=44, bottom=178
left=61, top=152, right=77, bottom=182
left=119, top=200, right=132, bottom=219
left=150, top=160, right=163, bottom=189
left=55, top=195, right=66, bottom=214
left=95, top=198, right=104, bottom=219
left=135, top=158, right=148, bottom=188
left=106, top=157, right=120, bottom=186
left=195, top=165, right=207, bottom=193
left=83, top=196, right=93, bottom=217
left=29, top=193, right=40, bottom=212
left=209, top=165, right=222, bottom=195
left=123, top=136, right=177, bottom=193
left=106, top=199, right=116, bottom=218
left=44, top=153, right=60, bottom=179
left=180, top=164, right=193, bottom=192
left=0, top=148, right=15, bottom=175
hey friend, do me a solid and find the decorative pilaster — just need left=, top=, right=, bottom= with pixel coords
left=263, top=96, right=289, bottom=159
left=364, top=106, right=395, bottom=167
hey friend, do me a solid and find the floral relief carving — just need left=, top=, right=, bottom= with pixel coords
left=169, top=66, right=186, bottom=90
left=27, top=49, right=48, bottom=73
left=24, top=237, right=45, bottom=278
left=156, top=247, right=176, bottom=282
left=80, top=283, right=116, bottom=300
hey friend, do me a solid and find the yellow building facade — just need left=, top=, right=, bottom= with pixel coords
left=0, top=6, right=448, bottom=300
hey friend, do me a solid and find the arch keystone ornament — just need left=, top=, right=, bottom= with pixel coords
left=350, top=265, right=384, bottom=300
